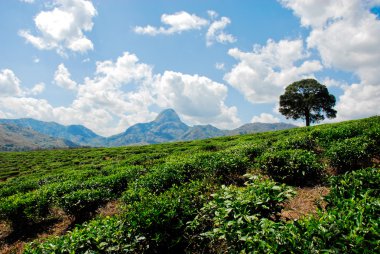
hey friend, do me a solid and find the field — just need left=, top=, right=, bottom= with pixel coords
left=0, top=116, right=379, bottom=253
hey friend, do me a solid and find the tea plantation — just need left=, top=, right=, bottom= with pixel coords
left=0, top=116, right=379, bottom=253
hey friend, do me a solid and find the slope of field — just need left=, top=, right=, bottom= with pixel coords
left=0, top=116, right=379, bottom=253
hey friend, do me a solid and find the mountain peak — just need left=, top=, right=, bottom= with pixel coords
left=154, top=109, right=182, bottom=123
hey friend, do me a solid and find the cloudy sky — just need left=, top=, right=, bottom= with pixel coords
left=0, top=0, right=379, bottom=136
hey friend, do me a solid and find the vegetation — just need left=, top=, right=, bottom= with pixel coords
left=0, top=116, right=378, bottom=253
left=279, top=78, right=337, bottom=126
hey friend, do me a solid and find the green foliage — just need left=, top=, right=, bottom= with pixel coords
left=257, top=149, right=322, bottom=185
left=2, top=116, right=380, bottom=253
left=0, top=189, right=50, bottom=230
left=279, top=78, right=336, bottom=126
left=326, top=136, right=375, bottom=172
left=25, top=181, right=212, bottom=253
left=273, top=132, right=316, bottom=151
left=290, top=168, right=380, bottom=253
left=187, top=175, right=295, bottom=253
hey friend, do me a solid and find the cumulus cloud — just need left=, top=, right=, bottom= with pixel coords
left=206, top=16, right=236, bottom=46
left=251, top=113, right=280, bottom=123
left=134, top=10, right=236, bottom=46
left=153, top=71, right=240, bottom=129
left=134, top=11, right=208, bottom=35
left=19, top=0, right=97, bottom=56
left=215, top=62, right=225, bottom=70
left=280, top=0, right=380, bottom=119
left=0, top=51, right=241, bottom=135
left=0, top=69, right=23, bottom=97
left=54, top=64, right=78, bottom=90
left=224, top=39, right=322, bottom=103
left=29, top=82, right=45, bottom=95
left=336, top=83, right=380, bottom=120
left=20, top=0, right=34, bottom=3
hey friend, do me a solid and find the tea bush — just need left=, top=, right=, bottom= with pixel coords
left=290, top=168, right=380, bottom=253
left=25, top=181, right=212, bottom=253
left=326, top=136, right=375, bottom=172
left=257, top=149, right=322, bottom=185
left=187, top=175, right=295, bottom=253
left=0, top=189, right=50, bottom=230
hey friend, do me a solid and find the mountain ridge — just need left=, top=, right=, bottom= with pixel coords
left=0, top=109, right=297, bottom=151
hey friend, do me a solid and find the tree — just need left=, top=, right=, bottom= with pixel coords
left=279, top=79, right=337, bottom=126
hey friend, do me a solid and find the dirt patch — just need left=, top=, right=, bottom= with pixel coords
left=0, top=201, right=122, bottom=253
left=97, top=200, right=121, bottom=217
left=281, top=186, right=330, bottom=221
left=0, top=209, right=73, bottom=254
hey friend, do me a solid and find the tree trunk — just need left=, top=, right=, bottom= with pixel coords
left=305, top=110, right=310, bottom=126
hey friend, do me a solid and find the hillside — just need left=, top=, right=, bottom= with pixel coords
left=0, top=123, right=78, bottom=151
left=0, top=118, right=105, bottom=147
left=0, top=109, right=296, bottom=150
left=0, top=116, right=378, bottom=253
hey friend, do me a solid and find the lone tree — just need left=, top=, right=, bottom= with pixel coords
left=279, top=79, right=337, bottom=126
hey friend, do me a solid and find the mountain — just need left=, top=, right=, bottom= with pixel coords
left=107, top=109, right=190, bottom=146
left=0, top=109, right=297, bottom=150
left=0, top=118, right=105, bottom=146
left=180, top=124, right=225, bottom=141
left=0, top=123, right=78, bottom=151
left=227, top=122, right=297, bottom=136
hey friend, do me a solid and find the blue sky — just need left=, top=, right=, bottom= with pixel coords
left=0, top=0, right=379, bottom=136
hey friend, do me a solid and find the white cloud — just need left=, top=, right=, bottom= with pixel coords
left=224, top=39, right=322, bottom=103
left=29, top=82, right=45, bottom=95
left=206, top=16, right=236, bottom=46
left=54, top=64, right=78, bottom=90
left=20, top=0, right=34, bottom=3
left=280, top=0, right=380, bottom=120
left=134, top=10, right=236, bottom=46
left=215, top=62, right=225, bottom=70
left=33, top=57, right=40, bottom=63
left=251, top=113, right=280, bottom=123
left=134, top=11, right=208, bottom=35
left=0, top=52, right=241, bottom=135
left=19, top=0, right=97, bottom=56
left=0, top=69, right=23, bottom=97
left=0, top=97, right=55, bottom=119
left=153, top=71, right=241, bottom=129
left=336, top=83, right=380, bottom=121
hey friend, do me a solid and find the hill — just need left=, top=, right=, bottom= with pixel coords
left=0, top=109, right=296, bottom=150
left=0, top=116, right=378, bottom=253
left=0, top=118, right=105, bottom=147
left=0, top=123, right=78, bottom=151
left=227, top=122, right=297, bottom=135
left=106, top=109, right=190, bottom=146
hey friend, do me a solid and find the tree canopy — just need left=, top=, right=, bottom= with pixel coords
left=279, top=79, right=337, bottom=126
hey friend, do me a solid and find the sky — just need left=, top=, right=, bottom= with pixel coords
left=0, top=0, right=379, bottom=137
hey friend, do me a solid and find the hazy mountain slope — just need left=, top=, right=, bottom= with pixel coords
left=0, top=123, right=78, bottom=151
left=0, top=109, right=297, bottom=149
left=0, top=118, right=105, bottom=146
left=227, top=122, right=297, bottom=135
left=180, top=124, right=225, bottom=141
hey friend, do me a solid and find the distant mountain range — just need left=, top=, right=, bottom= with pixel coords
left=0, top=109, right=296, bottom=151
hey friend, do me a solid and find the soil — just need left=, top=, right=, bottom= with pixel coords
left=0, top=201, right=121, bottom=254
left=281, top=186, right=330, bottom=221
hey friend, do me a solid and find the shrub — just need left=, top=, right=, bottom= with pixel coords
left=326, top=136, right=375, bottom=172
left=57, top=188, right=112, bottom=220
left=257, top=149, right=322, bottom=186
left=187, top=175, right=295, bottom=253
left=0, top=189, right=50, bottom=230
left=273, top=133, right=316, bottom=151
left=290, top=168, right=380, bottom=253
left=25, top=181, right=212, bottom=253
